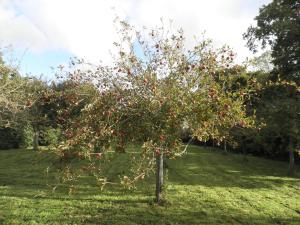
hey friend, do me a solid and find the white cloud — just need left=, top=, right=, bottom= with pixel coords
left=6, top=0, right=132, bottom=63
left=0, top=1, right=48, bottom=52
left=0, top=0, right=271, bottom=63
left=129, top=0, right=271, bottom=61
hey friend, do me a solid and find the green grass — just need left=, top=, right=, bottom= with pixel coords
left=0, top=146, right=299, bottom=225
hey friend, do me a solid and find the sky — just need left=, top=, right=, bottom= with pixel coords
left=0, top=0, right=271, bottom=80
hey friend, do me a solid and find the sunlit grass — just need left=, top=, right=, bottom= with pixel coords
left=0, top=146, right=299, bottom=224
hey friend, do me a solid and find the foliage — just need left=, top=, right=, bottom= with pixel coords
left=20, top=123, right=34, bottom=148
left=53, top=21, right=255, bottom=195
left=0, top=55, right=30, bottom=127
left=0, top=127, right=21, bottom=149
left=243, top=0, right=300, bottom=168
left=244, top=0, right=300, bottom=83
left=255, top=80, right=300, bottom=175
left=0, top=52, right=65, bottom=150
left=23, top=79, right=54, bottom=128
left=227, top=76, right=300, bottom=175
left=256, top=80, right=300, bottom=149
left=249, top=51, right=274, bottom=73
left=0, top=146, right=299, bottom=224
left=40, top=127, right=61, bottom=146
left=227, top=72, right=300, bottom=161
left=49, top=80, right=99, bottom=129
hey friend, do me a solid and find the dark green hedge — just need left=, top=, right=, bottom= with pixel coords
left=0, top=127, right=21, bottom=150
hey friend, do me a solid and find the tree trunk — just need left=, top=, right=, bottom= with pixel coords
left=287, top=150, right=295, bottom=176
left=224, top=141, right=228, bottom=154
left=33, top=130, right=39, bottom=151
left=155, top=153, right=164, bottom=204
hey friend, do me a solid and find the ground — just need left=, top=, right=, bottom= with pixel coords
left=0, top=146, right=299, bottom=225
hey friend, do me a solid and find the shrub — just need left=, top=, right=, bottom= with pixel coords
left=40, top=127, right=61, bottom=146
left=20, top=124, right=34, bottom=148
left=0, top=127, right=21, bottom=149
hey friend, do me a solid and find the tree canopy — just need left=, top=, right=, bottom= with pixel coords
left=244, top=0, right=300, bottom=83
left=0, top=55, right=28, bottom=127
left=52, top=22, right=255, bottom=202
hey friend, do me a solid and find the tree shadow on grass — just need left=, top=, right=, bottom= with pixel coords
left=0, top=180, right=154, bottom=204
left=0, top=191, right=151, bottom=205
left=166, top=147, right=300, bottom=189
left=48, top=202, right=300, bottom=225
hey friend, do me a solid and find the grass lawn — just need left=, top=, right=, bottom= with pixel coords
left=0, top=146, right=299, bottom=225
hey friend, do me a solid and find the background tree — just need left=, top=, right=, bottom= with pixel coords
left=244, top=0, right=300, bottom=83
left=243, top=0, right=300, bottom=175
left=249, top=51, right=273, bottom=73
left=0, top=51, right=57, bottom=150
left=256, top=80, right=300, bottom=175
left=0, top=54, right=30, bottom=127
left=23, top=79, right=53, bottom=150
left=0, top=52, right=37, bottom=150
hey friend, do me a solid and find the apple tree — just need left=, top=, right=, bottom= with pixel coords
left=54, top=22, right=255, bottom=203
